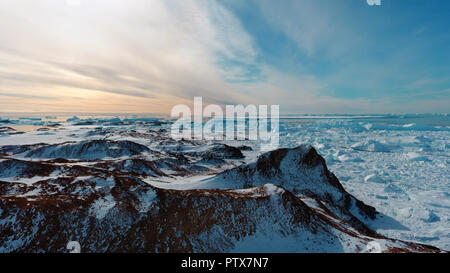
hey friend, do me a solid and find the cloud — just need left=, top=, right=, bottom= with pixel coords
left=0, top=0, right=448, bottom=114
left=0, top=0, right=260, bottom=112
left=0, top=92, right=56, bottom=100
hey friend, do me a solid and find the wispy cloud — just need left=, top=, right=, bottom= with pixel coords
left=0, top=0, right=260, bottom=111
left=0, top=0, right=449, bottom=113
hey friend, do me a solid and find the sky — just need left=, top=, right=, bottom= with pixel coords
left=0, top=0, right=449, bottom=114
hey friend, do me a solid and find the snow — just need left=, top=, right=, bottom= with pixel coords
left=278, top=116, right=449, bottom=250
left=351, top=140, right=398, bottom=152
left=66, top=116, right=80, bottom=122
left=136, top=189, right=157, bottom=213
left=364, top=174, right=386, bottom=184
left=230, top=231, right=340, bottom=253
left=406, top=152, right=431, bottom=162
left=1, top=176, right=50, bottom=185
left=231, top=184, right=286, bottom=197
left=262, top=184, right=285, bottom=196
left=0, top=113, right=449, bottom=250
left=90, top=194, right=116, bottom=220
left=0, top=125, right=94, bottom=146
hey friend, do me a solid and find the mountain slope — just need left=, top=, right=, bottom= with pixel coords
left=0, top=177, right=439, bottom=253
left=0, top=121, right=444, bottom=253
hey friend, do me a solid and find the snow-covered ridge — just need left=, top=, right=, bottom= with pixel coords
left=0, top=177, right=440, bottom=253
left=21, top=139, right=151, bottom=160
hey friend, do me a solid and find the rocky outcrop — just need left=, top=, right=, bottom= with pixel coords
left=0, top=126, right=24, bottom=135
left=0, top=137, right=443, bottom=253
left=0, top=176, right=440, bottom=253
left=0, top=159, right=58, bottom=179
left=199, top=145, right=377, bottom=233
left=186, top=144, right=244, bottom=161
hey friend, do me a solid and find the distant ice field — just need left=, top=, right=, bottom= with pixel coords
left=278, top=115, right=449, bottom=250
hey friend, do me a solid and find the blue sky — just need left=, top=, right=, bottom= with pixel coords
left=219, top=0, right=450, bottom=111
left=0, top=0, right=448, bottom=113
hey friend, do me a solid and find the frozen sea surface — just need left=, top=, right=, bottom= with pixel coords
left=279, top=114, right=449, bottom=250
